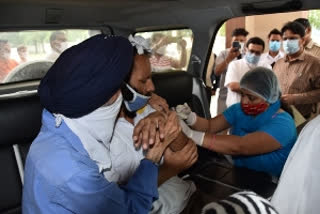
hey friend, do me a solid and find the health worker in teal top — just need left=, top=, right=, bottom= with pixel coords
left=177, top=66, right=297, bottom=177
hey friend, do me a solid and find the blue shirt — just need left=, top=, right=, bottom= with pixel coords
left=223, top=103, right=297, bottom=176
left=22, top=109, right=158, bottom=214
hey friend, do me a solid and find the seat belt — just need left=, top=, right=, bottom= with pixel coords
left=13, top=144, right=24, bottom=185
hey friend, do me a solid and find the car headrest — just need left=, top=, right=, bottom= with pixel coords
left=152, top=71, right=193, bottom=108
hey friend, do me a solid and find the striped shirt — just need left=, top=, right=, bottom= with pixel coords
left=273, top=51, right=320, bottom=118
left=305, top=39, right=320, bottom=58
left=149, top=55, right=172, bottom=72
left=202, top=191, right=279, bottom=214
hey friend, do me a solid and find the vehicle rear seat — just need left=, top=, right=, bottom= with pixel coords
left=0, top=94, right=42, bottom=214
left=152, top=71, right=206, bottom=117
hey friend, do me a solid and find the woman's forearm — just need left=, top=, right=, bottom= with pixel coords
left=192, top=114, right=230, bottom=134
left=202, top=131, right=281, bottom=156
left=202, top=133, right=242, bottom=155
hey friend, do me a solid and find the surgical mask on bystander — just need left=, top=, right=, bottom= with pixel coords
left=283, top=39, right=300, bottom=55
left=245, top=52, right=260, bottom=65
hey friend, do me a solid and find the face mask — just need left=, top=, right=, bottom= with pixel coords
left=123, top=84, right=150, bottom=112
left=245, top=52, right=260, bottom=65
left=283, top=39, right=300, bottom=55
left=58, top=92, right=123, bottom=175
left=87, top=93, right=122, bottom=142
left=64, top=92, right=123, bottom=144
left=241, top=102, right=268, bottom=116
left=57, top=42, right=68, bottom=53
left=269, top=41, right=281, bottom=52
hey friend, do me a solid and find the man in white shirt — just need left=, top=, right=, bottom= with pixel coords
left=225, top=37, right=272, bottom=107
left=214, top=28, right=249, bottom=114
left=111, top=104, right=197, bottom=214
left=260, top=29, right=284, bottom=68
left=110, top=37, right=198, bottom=214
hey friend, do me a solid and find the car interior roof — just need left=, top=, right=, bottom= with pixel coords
left=0, top=0, right=318, bottom=30
left=1, top=0, right=319, bottom=75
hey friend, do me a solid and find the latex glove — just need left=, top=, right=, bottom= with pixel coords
left=179, top=119, right=204, bottom=146
left=175, top=103, right=197, bottom=126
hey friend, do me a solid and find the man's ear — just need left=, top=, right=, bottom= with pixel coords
left=306, top=27, right=312, bottom=35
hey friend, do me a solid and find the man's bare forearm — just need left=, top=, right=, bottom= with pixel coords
left=168, top=132, right=188, bottom=152
left=158, top=164, right=175, bottom=186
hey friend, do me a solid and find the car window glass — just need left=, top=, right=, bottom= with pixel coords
left=136, top=29, right=193, bottom=73
left=0, top=29, right=99, bottom=84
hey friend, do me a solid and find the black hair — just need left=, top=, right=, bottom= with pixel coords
left=268, top=28, right=282, bottom=38
left=232, top=28, right=249, bottom=37
left=281, top=21, right=305, bottom=38
left=246, top=37, right=265, bottom=51
left=294, top=18, right=311, bottom=29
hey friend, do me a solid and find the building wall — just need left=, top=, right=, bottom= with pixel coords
left=225, top=17, right=245, bottom=48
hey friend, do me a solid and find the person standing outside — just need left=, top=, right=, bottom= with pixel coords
left=0, top=40, right=18, bottom=82
left=149, top=33, right=187, bottom=72
left=260, top=29, right=284, bottom=68
left=214, top=28, right=249, bottom=114
left=294, top=18, right=320, bottom=58
left=224, top=37, right=271, bottom=108
left=294, top=18, right=320, bottom=118
left=273, top=21, right=320, bottom=120
left=46, top=31, right=68, bottom=62
left=17, top=45, right=28, bottom=63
